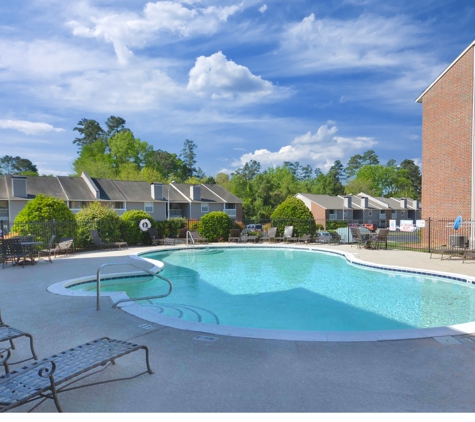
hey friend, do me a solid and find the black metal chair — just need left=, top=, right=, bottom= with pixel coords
left=37, top=235, right=56, bottom=263
left=1, top=239, right=28, bottom=269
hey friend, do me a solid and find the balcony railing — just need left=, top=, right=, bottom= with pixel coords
left=169, top=210, right=183, bottom=218
left=224, top=209, right=236, bottom=217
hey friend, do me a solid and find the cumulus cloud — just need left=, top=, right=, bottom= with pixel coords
left=68, top=1, right=243, bottom=64
left=0, top=120, right=64, bottom=135
left=187, top=51, right=274, bottom=100
left=233, top=123, right=377, bottom=171
left=259, top=4, right=268, bottom=13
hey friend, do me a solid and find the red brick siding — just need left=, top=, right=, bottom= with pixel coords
left=311, top=203, right=327, bottom=229
left=421, top=47, right=474, bottom=220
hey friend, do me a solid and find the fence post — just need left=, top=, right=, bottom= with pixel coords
left=428, top=217, right=431, bottom=253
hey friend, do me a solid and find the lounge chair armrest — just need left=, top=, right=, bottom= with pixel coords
left=0, top=348, right=11, bottom=373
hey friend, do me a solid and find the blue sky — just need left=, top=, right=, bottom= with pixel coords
left=1, top=0, right=474, bottom=177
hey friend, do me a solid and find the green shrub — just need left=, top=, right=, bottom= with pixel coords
left=199, top=211, right=233, bottom=242
left=121, top=210, right=154, bottom=245
left=326, top=221, right=348, bottom=230
left=12, top=194, right=75, bottom=242
left=75, top=202, right=122, bottom=248
left=271, top=197, right=316, bottom=236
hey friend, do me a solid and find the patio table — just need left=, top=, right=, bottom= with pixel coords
left=20, top=242, right=43, bottom=265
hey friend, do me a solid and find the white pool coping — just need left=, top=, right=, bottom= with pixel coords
left=47, top=244, right=475, bottom=342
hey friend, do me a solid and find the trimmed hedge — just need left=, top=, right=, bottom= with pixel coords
left=270, top=197, right=316, bottom=236
left=121, top=210, right=154, bottom=245
left=199, top=211, right=233, bottom=242
left=75, top=202, right=122, bottom=249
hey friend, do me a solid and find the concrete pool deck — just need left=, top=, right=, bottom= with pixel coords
left=2, top=243, right=475, bottom=412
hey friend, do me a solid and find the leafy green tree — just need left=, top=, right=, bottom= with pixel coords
left=73, top=119, right=105, bottom=152
left=72, top=141, right=115, bottom=178
left=215, top=173, right=231, bottom=189
left=345, top=150, right=379, bottom=179
left=180, top=139, right=197, bottom=178
left=198, top=211, right=233, bottom=242
left=146, top=150, right=184, bottom=180
left=399, top=159, right=421, bottom=200
left=355, top=165, right=413, bottom=197
left=105, top=116, right=127, bottom=139
left=108, top=131, right=153, bottom=172
left=270, top=196, right=316, bottom=236
left=12, top=194, right=75, bottom=241
left=0, top=155, right=38, bottom=175
left=74, top=202, right=122, bottom=248
left=233, top=160, right=261, bottom=180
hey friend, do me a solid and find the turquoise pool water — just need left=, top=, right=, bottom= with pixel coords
left=70, top=248, right=475, bottom=332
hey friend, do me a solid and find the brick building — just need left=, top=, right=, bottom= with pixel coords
left=416, top=40, right=475, bottom=221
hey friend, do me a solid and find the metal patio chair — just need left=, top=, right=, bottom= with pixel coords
left=0, top=337, right=153, bottom=412
left=90, top=230, right=128, bottom=250
left=0, top=309, right=38, bottom=365
left=1, top=239, right=28, bottom=269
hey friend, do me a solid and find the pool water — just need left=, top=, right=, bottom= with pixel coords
left=70, top=248, right=475, bottom=332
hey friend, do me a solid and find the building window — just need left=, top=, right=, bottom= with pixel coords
left=113, top=202, right=125, bottom=210
left=0, top=200, right=8, bottom=219
left=224, top=203, right=236, bottom=209
left=144, top=202, right=154, bottom=213
left=69, top=201, right=88, bottom=209
left=329, top=210, right=337, bottom=220
left=201, top=203, right=209, bottom=213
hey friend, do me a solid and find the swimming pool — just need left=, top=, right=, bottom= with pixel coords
left=63, top=246, right=475, bottom=340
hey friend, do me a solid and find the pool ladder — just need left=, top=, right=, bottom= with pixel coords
left=96, top=262, right=173, bottom=311
left=186, top=231, right=195, bottom=246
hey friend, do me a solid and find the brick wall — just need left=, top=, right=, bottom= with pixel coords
left=310, top=203, right=327, bottom=228
left=421, top=46, right=474, bottom=220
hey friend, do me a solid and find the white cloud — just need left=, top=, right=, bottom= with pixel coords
left=259, top=4, right=267, bottom=13
left=0, top=120, right=64, bottom=135
left=187, top=51, right=274, bottom=100
left=280, top=13, right=428, bottom=74
left=233, top=123, right=377, bottom=171
left=68, top=1, right=243, bottom=64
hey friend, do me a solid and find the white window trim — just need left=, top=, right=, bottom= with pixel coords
left=201, top=203, right=209, bottom=213
left=144, top=202, right=154, bottom=213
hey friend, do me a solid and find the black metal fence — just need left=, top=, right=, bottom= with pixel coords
left=1, top=218, right=471, bottom=254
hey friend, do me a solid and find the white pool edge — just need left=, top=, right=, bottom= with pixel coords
left=47, top=244, right=475, bottom=342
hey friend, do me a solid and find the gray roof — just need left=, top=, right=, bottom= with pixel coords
left=202, top=184, right=242, bottom=204
left=0, top=174, right=242, bottom=205
left=297, top=194, right=346, bottom=209
left=57, top=176, right=95, bottom=201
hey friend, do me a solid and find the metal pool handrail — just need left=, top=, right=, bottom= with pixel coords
left=96, top=262, right=173, bottom=311
left=186, top=231, right=195, bottom=246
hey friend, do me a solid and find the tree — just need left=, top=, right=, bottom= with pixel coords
left=233, top=160, right=261, bottom=180
left=355, top=165, right=413, bottom=197
left=198, top=211, right=233, bottom=242
left=270, top=196, right=316, bottom=236
left=75, top=202, right=122, bottom=249
left=0, top=155, right=38, bottom=175
left=12, top=194, right=75, bottom=240
left=399, top=159, right=422, bottom=200
left=105, top=116, right=127, bottom=139
left=108, top=131, right=153, bottom=172
left=180, top=139, right=197, bottom=178
left=323, top=161, right=345, bottom=195
left=146, top=150, right=184, bottom=180
left=345, top=150, right=380, bottom=179
left=73, top=119, right=105, bottom=151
